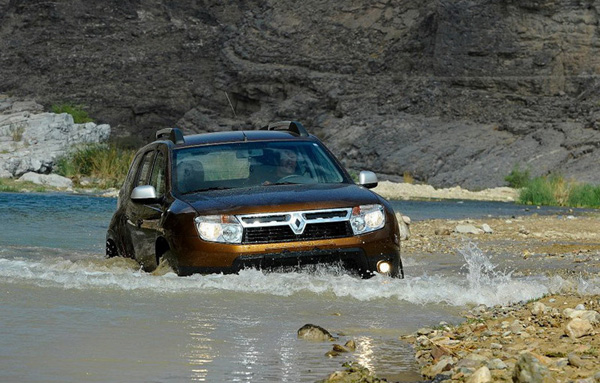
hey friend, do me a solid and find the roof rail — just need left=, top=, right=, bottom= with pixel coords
left=261, top=121, right=309, bottom=137
left=156, top=127, right=185, bottom=144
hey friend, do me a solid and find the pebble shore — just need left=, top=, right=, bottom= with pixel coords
left=403, top=294, right=600, bottom=383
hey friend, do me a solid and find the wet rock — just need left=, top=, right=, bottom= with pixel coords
left=513, top=352, right=557, bottom=383
left=435, top=227, right=452, bottom=236
left=424, top=356, right=455, bottom=378
left=563, top=308, right=600, bottom=324
left=481, top=224, right=493, bottom=234
left=532, top=302, right=548, bottom=316
left=343, top=340, right=356, bottom=351
left=467, top=366, right=492, bottom=383
left=565, top=318, right=593, bottom=339
left=320, top=362, right=386, bottom=383
left=567, top=353, right=589, bottom=369
left=431, top=344, right=452, bottom=361
left=488, top=358, right=508, bottom=370
left=297, top=324, right=334, bottom=341
left=18, top=172, right=73, bottom=189
left=510, top=319, right=525, bottom=334
left=457, top=353, right=489, bottom=369
left=395, top=213, right=412, bottom=241
left=455, top=224, right=484, bottom=235
left=519, top=227, right=531, bottom=235
left=330, top=340, right=356, bottom=354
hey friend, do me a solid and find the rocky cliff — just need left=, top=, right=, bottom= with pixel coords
left=1, top=0, right=599, bottom=188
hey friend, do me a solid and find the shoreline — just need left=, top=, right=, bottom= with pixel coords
left=3, top=177, right=519, bottom=202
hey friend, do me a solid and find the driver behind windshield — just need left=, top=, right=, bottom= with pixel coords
left=258, top=148, right=299, bottom=185
left=276, top=149, right=298, bottom=178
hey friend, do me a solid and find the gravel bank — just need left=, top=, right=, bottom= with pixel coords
left=400, top=213, right=600, bottom=382
left=374, top=181, right=519, bottom=202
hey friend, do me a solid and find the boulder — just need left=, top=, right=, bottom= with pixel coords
left=563, top=308, right=600, bottom=324
left=513, top=352, right=557, bottom=383
left=467, top=366, right=492, bottom=383
left=532, top=302, right=548, bottom=316
left=481, top=224, right=493, bottom=234
left=395, top=213, right=411, bottom=240
left=18, top=172, right=73, bottom=189
left=455, top=224, right=484, bottom=235
left=565, top=318, right=594, bottom=339
left=297, top=324, right=334, bottom=341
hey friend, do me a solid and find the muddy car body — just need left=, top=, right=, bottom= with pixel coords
left=106, top=121, right=403, bottom=277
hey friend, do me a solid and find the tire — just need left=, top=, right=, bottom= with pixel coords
left=158, top=250, right=180, bottom=276
left=106, top=239, right=119, bottom=258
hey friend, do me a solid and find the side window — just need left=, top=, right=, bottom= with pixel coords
left=150, top=151, right=166, bottom=196
left=135, top=151, right=155, bottom=187
left=123, top=151, right=143, bottom=191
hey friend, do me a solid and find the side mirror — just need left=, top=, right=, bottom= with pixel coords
left=131, top=185, right=159, bottom=203
left=358, top=170, right=378, bottom=189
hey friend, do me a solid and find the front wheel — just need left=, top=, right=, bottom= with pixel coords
left=155, top=250, right=180, bottom=276
left=106, top=239, right=119, bottom=258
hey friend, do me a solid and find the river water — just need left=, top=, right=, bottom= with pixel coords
left=0, top=192, right=595, bottom=382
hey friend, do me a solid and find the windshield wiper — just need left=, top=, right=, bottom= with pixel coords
left=183, top=186, right=232, bottom=194
left=270, top=182, right=298, bottom=185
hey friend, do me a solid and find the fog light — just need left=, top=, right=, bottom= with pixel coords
left=377, top=261, right=391, bottom=274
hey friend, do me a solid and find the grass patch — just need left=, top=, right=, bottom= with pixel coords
left=517, top=173, right=600, bottom=208
left=51, top=103, right=94, bottom=124
left=55, top=143, right=136, bottom=189
left=0, top=178, right=20, bottom=192
left=0, top=178, right=47, bottom=193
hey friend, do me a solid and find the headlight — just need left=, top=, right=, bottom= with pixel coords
left=194, top=215, right=243, bottom=243
left=350, top=204, right=385, bottom=235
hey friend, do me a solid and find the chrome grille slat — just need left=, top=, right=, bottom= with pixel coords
left=237, top=208, right=353, bottom=244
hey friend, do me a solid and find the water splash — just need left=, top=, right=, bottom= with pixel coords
left=458, top=241, right=512, bottom=290
left=0, top=243, right=593, bottom=307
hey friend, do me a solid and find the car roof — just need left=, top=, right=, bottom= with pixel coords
left=170, top=130, right=313, bottom=147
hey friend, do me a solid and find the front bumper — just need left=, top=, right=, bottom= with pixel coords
left=177, top=247, right=402, bottom=278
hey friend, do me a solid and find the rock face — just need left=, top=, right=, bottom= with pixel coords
left=0, top=97, right=110, bottom=177
left=1, top=1, right=599, bottom=188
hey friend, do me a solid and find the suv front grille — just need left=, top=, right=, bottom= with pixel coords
left=238, top=208, right=353, bottom=244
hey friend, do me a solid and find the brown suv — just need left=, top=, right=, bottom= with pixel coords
left=106, top=121, right=403, bottom=278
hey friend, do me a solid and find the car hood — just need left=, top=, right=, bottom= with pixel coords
left=180, top=183, right=383, bottom=215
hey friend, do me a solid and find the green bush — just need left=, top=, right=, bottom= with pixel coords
left=51, top=103, right=93, bottom=124
left=519, top=176, right=557, bottom=206
left=55, top=143, right=136, bottom=189
left=518, top=173, right=600, bottom=208
left=505, top=164, right=530, bottom=188
left=567, top=183, right=600, bottom=208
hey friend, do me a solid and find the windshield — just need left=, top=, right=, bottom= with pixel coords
left=173, top=141, right=349, bottom=194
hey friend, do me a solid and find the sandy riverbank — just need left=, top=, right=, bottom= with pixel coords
left=373, top=181, right=519, bottom=202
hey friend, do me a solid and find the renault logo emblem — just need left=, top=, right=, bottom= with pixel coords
left=289, top=213, right=306, bottom=235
